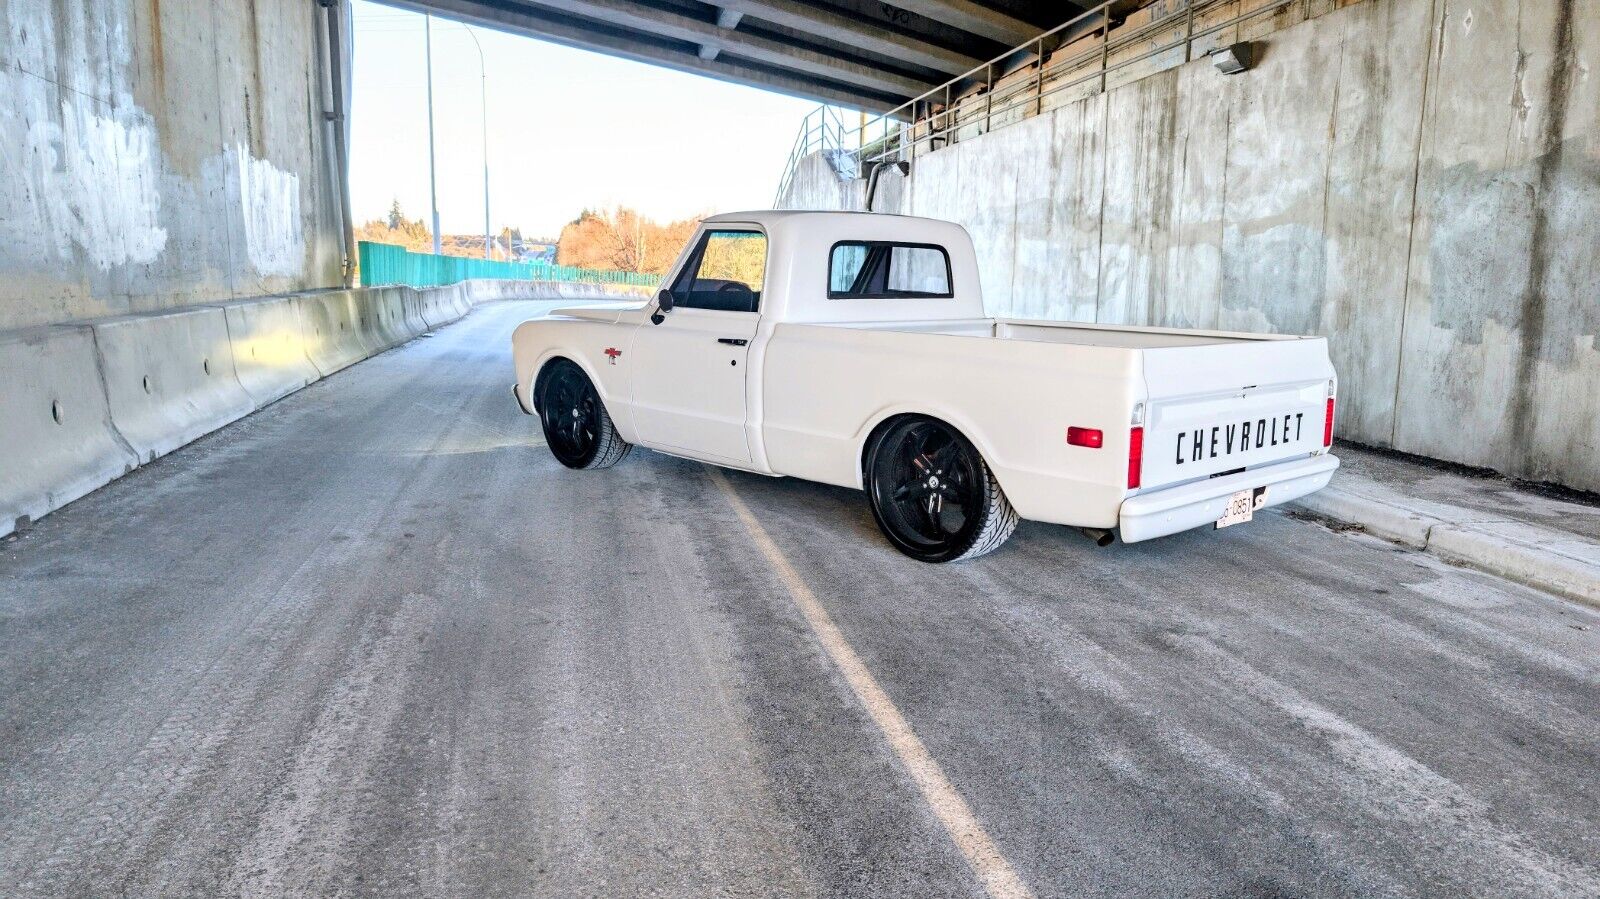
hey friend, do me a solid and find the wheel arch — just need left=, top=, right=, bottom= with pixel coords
left=856, top=409, right=1021, bottom=563
left=530, top=351, right=609, bottom=415
left=856, top=407, right=1001, bottom=490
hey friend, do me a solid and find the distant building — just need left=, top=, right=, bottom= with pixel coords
left=511, top=240, right=557, bottom=265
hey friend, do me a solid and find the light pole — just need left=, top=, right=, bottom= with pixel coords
left=462, top=26, right=490, bottom=260
left=424, top=13, right=441, bottom=255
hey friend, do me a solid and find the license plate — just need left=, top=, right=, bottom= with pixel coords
left=1216, top=487, right=1266, bottom=529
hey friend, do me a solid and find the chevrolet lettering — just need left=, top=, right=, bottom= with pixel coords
left=1177, top=413, right=1307, bottom=465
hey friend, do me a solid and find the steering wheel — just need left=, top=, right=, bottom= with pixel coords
left=716, top=281, right=751, bottom=294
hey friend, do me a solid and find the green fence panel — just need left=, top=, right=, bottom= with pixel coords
left=358, top=241, right=660, bottom=289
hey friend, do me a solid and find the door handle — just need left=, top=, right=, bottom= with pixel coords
left=716, top=338, right=748, bottom=346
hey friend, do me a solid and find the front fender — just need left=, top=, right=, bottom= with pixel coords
left=511, top=317, right=638, bottom=442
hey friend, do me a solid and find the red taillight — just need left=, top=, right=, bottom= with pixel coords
left=1067, top=426, right=1104, bottom=448
left=1127, top=426, right=1144, bottom=489
left=1324, top=397, right=1335, bottom=446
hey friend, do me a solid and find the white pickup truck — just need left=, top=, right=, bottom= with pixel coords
left=512, top=211, right=1339, bottom=562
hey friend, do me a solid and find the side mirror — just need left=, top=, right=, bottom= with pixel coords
left=651, top=288, right=674, bottom=325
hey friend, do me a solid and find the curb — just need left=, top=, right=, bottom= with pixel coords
left=1293, top=486, right=1600, bottom=609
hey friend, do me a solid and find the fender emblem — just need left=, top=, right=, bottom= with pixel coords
left=604, top=347, right=622, bottom=364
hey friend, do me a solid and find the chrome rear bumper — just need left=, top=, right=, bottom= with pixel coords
left=1118, top=453, right=1340, bottom=543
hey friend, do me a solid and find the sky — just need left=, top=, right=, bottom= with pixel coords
left=348, top=1, right=837, bottom=240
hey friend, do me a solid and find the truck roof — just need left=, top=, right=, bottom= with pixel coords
left=705, top=209, right=939, bottom=224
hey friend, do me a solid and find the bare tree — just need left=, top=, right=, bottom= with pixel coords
left=557, top=206, right=699, bottom=274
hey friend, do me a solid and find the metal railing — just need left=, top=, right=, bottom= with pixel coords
left=358, top=242, right=660, bottom=289
left=773, top=0, right=1303, bottom=202
left=771, top=105, right=850, bottom=207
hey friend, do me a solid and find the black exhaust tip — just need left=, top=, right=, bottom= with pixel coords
left=1078, top=527, right=1115, bottom=547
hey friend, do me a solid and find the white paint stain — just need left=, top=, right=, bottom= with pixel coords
left=1, top=2, right=166, bottom=272
left=23, top=94, right=168, bottom=269
left=232, top=146, right=304, bottom=278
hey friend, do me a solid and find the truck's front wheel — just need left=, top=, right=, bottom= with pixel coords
left=536, top=359, right=631, bottom=469
left=864, top=416, right=1018, bottom=562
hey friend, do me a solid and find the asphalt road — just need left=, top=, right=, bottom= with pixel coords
left=2, top=300, right=1597, bottom=898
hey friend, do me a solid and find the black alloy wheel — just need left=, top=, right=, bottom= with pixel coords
left=536, top=359, right=630, bottom=469
left=865, top=416, right=1018, bottom=562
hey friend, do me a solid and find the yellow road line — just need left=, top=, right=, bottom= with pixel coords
left=707, top=467, right=1035, bottom=899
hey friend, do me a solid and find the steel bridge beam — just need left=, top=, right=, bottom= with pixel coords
left=878, top=0, right=1041, bottom=47
left=514, top=0, right=938, bottom=99
left=713, top=0, right=985, bottom=76
left=380, top=0, right=909, bottom=112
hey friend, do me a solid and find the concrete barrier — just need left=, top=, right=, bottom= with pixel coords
left=467, top=279, right=538, bottom=303
left=2, top=281, right=645, bottom=536
left=447, top=282, right=473, bottom=317
left=457, top=279, right=505, bottom=304
left=418, top=284, right=461, bottom=329
left=397, top=286, right=431, bottom=336
left=447, top=283, right=473, bottom=322
left=415, top=287, right=443, bottom=329
left=369, top=287, right=416, bottom=347
left=433, top=283, right=464, bottom=323
left=91, top=306, right=255, bottom=463
left=294, top=289, right=372, bottom=375
left=459, top=279, right=498, bottom=303
left=223, top=296, right=321, bottom=406
left=460, top=279, right=509, bottom=305
left=0, top=326, right=138, bottom=537
left=348, top=289, right=384, bottom=351
left=344, top=290, right=390, bottom=355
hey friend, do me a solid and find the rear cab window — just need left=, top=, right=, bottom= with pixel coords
left=828, top=241, right=953, bottom=299
left=669, top=230, right=767, bottom=313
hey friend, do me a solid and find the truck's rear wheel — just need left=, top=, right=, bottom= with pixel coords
left=537, top=359, right=631, bottom=469
left=865, top=416, right=1018, bottom=562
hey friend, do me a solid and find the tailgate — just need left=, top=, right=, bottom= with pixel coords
left=1138, top=337, right=1334, bottom=491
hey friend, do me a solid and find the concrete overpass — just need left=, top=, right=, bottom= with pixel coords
left=376, top=0, right=1080, bottom=111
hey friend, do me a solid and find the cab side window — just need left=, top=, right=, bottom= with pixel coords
left=669, top=230, right=767, bottom=313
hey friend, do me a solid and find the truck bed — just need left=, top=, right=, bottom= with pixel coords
left=773, top=314, right=1334, bottom=503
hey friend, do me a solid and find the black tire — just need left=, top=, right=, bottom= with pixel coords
left=864, top=416, right=1018, bottom=562
left=536, top=359, right=631, bottom=469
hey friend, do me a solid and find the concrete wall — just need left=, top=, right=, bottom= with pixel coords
left=781, top=0, right=1600, bottom=493
left=0, top=0, right=345, bottom=331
